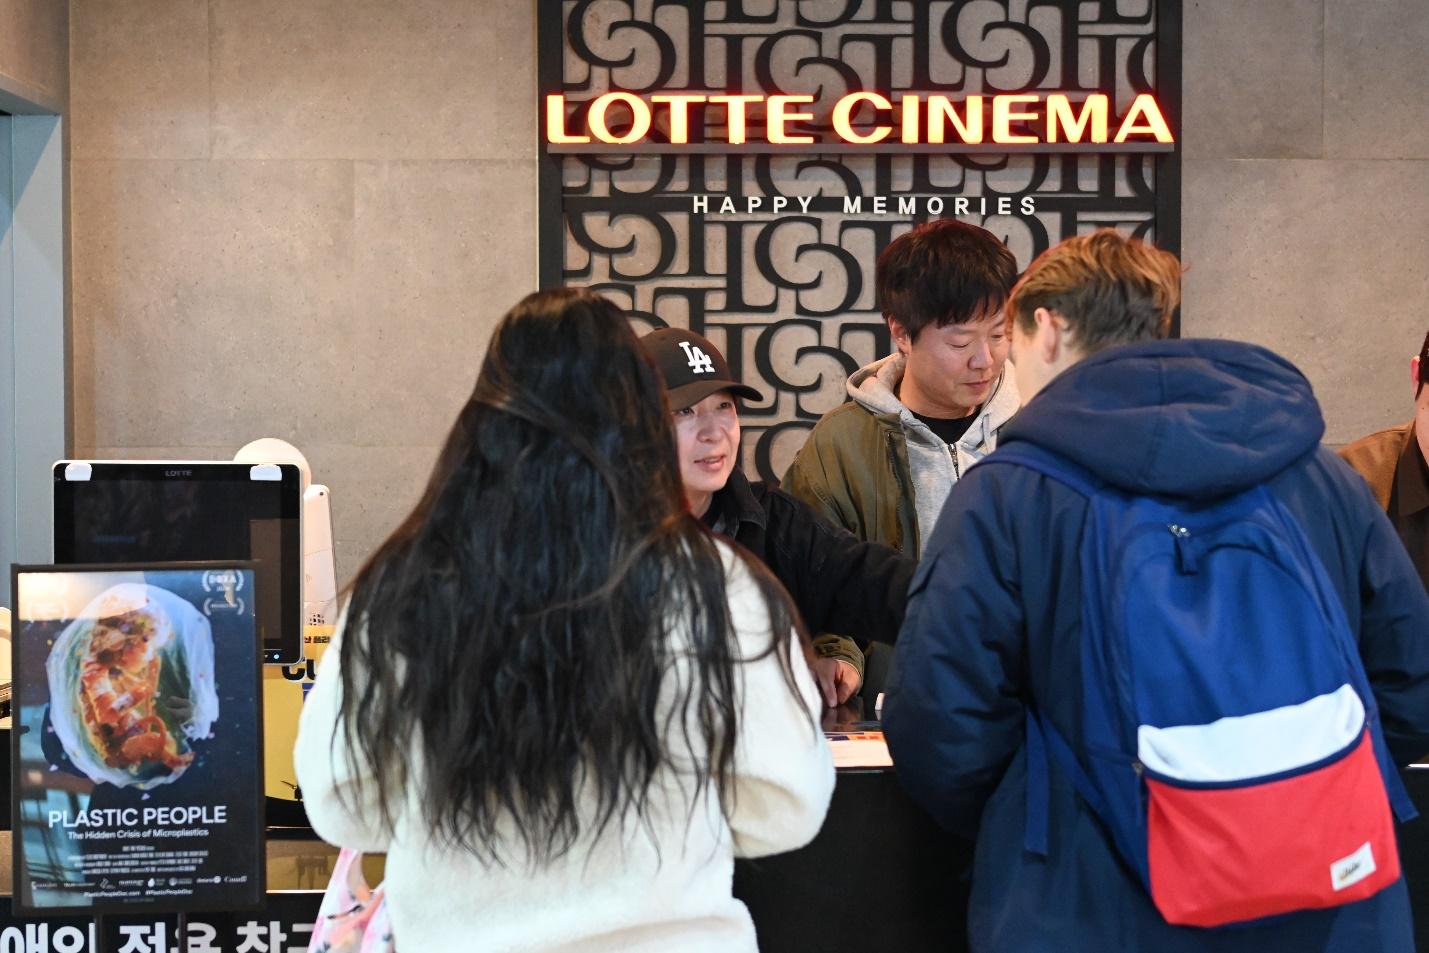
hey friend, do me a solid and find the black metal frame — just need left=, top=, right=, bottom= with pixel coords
left=9, top=561, right=266, bottom=917
left=539, top=0, right=1183, bottom=280
left=1155, top=0, right=1183, bottom=335
left=537, top=0, right=566, bottom=291
left=537, top=0, right=1184, bottom=478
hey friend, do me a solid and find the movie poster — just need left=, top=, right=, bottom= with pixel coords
left=11, top=565, right=264, bottom=914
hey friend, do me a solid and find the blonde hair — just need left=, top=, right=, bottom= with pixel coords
left=1008, top=230, right=1182, bottom=354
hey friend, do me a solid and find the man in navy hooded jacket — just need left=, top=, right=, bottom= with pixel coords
left=884, top=230, right=1429, bottom=952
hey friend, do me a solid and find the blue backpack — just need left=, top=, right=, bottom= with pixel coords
left=983, top=443, right=1416, bottom=928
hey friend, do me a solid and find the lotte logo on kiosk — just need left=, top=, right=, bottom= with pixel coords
left=545, top=91, right=1174, bottom=152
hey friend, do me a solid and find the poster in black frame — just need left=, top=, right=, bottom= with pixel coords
left=10, top=561, right=266, bottom=916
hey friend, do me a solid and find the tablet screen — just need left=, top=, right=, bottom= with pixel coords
left=52, top=462, right=302, bottom=664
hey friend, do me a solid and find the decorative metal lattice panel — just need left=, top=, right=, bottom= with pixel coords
left=539, top=0, right=1181, bottom=480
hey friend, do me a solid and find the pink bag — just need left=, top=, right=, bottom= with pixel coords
left=307, top=849, right=396, bottom=953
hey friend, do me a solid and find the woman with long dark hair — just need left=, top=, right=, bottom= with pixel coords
left=295, top=289, right=834, bottom=952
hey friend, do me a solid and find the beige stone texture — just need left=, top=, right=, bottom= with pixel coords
left=1325, top=0, right=1429, bottom=159
left=68, top=2, right=541, bottom=583
left=0, top=0, right=67, bottom=108
left=70, top=158, right=364, bottom=449
left=1180, top=0, right=1429, bottom=444
left=301, top=444, right=442, bottom=585
left=1180, top=158, right=1429, bottom=444
left=209, top=0, right=535, bottom=161
left=87, top=445, right=237, bottom=460
left=349, top=159, right=537, bottom=447
left=69, top=0, right=210, bottom=159
left=1181, top=0, right=1323, bottom=159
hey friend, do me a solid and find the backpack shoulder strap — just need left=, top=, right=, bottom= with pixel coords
left=1024, top=707, right=1115, bottom=857
left=982, top=443, right=1103, bottom=499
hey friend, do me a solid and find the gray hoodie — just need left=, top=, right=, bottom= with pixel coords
left=847, top=353, right=1021, bottom=547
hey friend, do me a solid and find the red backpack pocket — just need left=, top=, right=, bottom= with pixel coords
left=1139, top=686, right=1399, bottom=927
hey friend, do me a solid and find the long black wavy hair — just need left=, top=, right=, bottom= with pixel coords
left=336, top=288, right=806, bottom=863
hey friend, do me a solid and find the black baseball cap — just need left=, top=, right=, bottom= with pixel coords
left=641, top=327, right=764, bottom=411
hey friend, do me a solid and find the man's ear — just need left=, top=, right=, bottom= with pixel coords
left=1033, top=307, right=1069, bottom=363
left=887, top=315, right=913, bottom=356
left=1412, top=355, right=1421, bottom=392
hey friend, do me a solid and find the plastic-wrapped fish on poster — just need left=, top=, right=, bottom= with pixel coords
left=46, top=583, right=219, bottom=790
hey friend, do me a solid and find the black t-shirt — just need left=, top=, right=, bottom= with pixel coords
left=911, top=408, right=980, bottom=446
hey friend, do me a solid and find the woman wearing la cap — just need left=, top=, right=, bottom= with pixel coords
left=642, top=326, right=917, bottom=706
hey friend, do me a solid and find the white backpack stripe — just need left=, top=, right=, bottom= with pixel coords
left=1137, top=684, right=1365, bottom=783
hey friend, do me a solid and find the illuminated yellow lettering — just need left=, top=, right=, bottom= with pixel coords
left=588, top=92, right=652, bottom=145
left=1114, top=94, right=1174, bottom=143
left=545, top=94, right=589, bottom=144
left=1047, top=94, right=1109, bottom=143
left=927, top=96, right=983, bottom=144
left=833, top=92, right=893, bottom=145
left=992, top=95, right=1040, bottom=145
left=650, top=94, right=708, bottom=144
left=709, top=95, right=763, bottom=144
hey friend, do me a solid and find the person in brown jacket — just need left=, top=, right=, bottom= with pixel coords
left=1338, top=329, right=1429, bottom=590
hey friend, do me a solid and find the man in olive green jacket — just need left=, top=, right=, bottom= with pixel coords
left=784, top=220, right=1021, bottom=558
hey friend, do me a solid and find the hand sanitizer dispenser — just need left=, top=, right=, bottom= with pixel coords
left=301, top=483, right=337, bottom=625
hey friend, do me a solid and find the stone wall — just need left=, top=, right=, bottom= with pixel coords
left=1180, top=0, right=1429, bottom=442
left=0, top=0, right=66, bottom=111
left=68, top=0, right=537, bottom=582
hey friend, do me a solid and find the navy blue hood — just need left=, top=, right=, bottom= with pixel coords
left=1000, top=339, right=1325, bottom=499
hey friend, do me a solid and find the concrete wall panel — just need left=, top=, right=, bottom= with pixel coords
left=72, top=158, right=363, bottom=449
left=70, top=3, right=538, bottom=584
left=69, top=0, right=210, bottom=160
left=1325, top=0, right=1429, bottom=160
left=0, top=0, right=66, bottom=112
left=349, top=158, right=536, bottom=448
left=1181, top=0, right=1323, bottom=160
left=1182, top=157, right=1429, bottom=443
left=210, top=0, right=535, bottom=161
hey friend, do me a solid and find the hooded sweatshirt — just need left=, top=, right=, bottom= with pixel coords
left=783, top=353, right=1020, bottom=556
left=885, top=339, right=1429, bottom=953
left=1004, top=337, right=1324, bottom=498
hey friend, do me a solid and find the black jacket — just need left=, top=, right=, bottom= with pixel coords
left=708, top=470, right=915, bottom=646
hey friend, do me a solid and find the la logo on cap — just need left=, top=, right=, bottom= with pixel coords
left=679, top=341, right=715, bottom=374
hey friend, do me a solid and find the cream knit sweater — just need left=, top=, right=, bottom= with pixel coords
left=295, top=543, right=835, bottom=952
